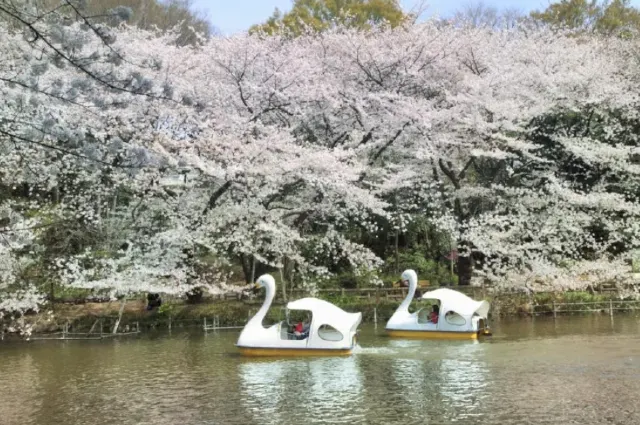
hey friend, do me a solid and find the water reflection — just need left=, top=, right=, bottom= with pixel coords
left=390, top=357, right=430, bottom=417
left=0, top=316, right=639, bottom=425
left=439, top=358, right=488, bottom=420
left=0, top=351, right=42, bottom=425
left=239, top=360, right=287, bottom=424
left=239, top=356, right=364, bottom=424
left=383, top=341, right=489, bottom=423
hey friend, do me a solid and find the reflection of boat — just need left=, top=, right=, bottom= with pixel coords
left=238, top=361, right=287, bottom=423
left=439, top=357, right=488, bottom=405
left=237, top=274, right=362, bottom=356
left=239, top=356, right=363, bottom=423
left=387, top=349, right=489, bottom=421
left=386, top=270, right=491, bottom=340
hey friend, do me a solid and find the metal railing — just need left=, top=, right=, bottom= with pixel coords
left=533, top=299, right=640, bottom=317
left=28, top=319, right=141, bottom=340
left=203, top=316, right=244, bottom=332
left=279, top=285, right=489, bottom=301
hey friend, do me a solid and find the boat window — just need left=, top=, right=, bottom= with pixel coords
left=280, top=311, right=312, bottom=340
left=445, top=311, right=466, bottom=326
left=416, top=303, right=440, bottom=324
left=317, top=324, right=344, bottom=341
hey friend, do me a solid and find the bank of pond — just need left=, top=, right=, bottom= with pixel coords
left=5, top=268, right=640, bottom=344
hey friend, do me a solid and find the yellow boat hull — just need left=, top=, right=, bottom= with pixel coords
left=386, top=329, right=484, bottom=340
left=238, top=346, right=353, bottom=357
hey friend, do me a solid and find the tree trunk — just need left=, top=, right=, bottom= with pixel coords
left=394, top=229, right=399, bottom=274
left=185, top=287, right=203, bottom=304
left=239, top=253, right=252, bottom=284
left=112, top=299, right=126, bottom=334
left=279, top=264, right=288, bottom=302
left=49, top=279, right=55, bottom=312
left=250, top=255, right=256, bottom=284
left=457, top=254, right=472, bottom=286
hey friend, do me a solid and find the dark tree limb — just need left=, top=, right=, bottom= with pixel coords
left=369, top=122, right=410, bottom=165
left=202, top=180, right=232, bottom=215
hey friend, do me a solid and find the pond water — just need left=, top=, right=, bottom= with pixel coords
left=1, top=315, right=639, bottom=425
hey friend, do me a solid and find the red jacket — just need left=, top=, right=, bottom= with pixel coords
left=430, top=312, right=439, bottom=323
left=294, top=322, right=303, bottom=333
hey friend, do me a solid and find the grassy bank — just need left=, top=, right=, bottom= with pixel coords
left=18, top=289, right=639, bottom=335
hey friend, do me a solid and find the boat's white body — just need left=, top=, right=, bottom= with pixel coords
left=237, top=275, right=362, bottom=356
left=386, top=270, right=491, bottom=339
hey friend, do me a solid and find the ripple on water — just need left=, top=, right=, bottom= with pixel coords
left=0, top=317, right=639, bottom=425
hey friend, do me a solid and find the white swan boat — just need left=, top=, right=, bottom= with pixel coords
left=237, top=274, right=362, bottom=356
left=386, top=269, right=491, bottom=340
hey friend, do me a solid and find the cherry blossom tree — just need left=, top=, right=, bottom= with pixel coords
left=0, top=1, right=199, bottom=320
left=0, top=5, right=386, bottom=307
left=85, top=21, right=640, bottom=292
left=3, top=0, right=640, bottom=333
left=226, top=22, right=640, bottom=288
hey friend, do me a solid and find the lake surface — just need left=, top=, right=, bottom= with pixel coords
left=1, top=315, right=639, bottom=425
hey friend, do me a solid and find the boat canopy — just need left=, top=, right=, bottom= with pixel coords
left=287, top=297, right=362, bottom=332
left=420, top=288, right=490, bottom=318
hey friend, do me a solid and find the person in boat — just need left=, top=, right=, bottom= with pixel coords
left=294, top=321, right=304, bottom=339
left=302, top=313, right=312, bottom=335
left=430, top=304, right=439, bottom=324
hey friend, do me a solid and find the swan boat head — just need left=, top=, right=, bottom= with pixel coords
left=237, top=273, right=277, bottom=343
left=255, top=273, right=276, bottom=291
left=386, top=269, right=419, bottom=330
left=399, top=269, right=418, bottom=291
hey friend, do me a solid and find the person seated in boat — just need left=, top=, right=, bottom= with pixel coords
left=430, top=305, right=439, bottom=324
left=294, top=321, right=305, bottom=339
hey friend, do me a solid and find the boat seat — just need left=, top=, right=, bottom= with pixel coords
left=417, top=308, right=431, bottom=324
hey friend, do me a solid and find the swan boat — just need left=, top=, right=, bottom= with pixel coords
left=237, top=274, right=362, bottom=357
left=386, top=269, right=491, bottom=340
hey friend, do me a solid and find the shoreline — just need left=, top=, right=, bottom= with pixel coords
left=7, top=289, right=639, bottom=336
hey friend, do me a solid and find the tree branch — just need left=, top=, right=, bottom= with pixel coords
left=202, top=180, right=232, bottom=215
left=369, top=122, right=410, bottom=165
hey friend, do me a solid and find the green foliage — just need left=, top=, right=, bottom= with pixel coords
left=319, top=270, right=376, bottom=289
left=562, top=291, right=608, bottom=303
left=157, top=302, right=175, bottom=317
left=401, top=216, right=453, bottom=260
left=632, top=251, right=640, bottom=273
left=249, top=0, right=409, bottom=36
left=385, top=248, right=457, bottom=286
left=530, top=0, right=640, bottom=36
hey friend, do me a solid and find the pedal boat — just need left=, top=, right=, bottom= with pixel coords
left=386, top=269, right=491, bottom=340
left=237, top=274, right=362, bottom=356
